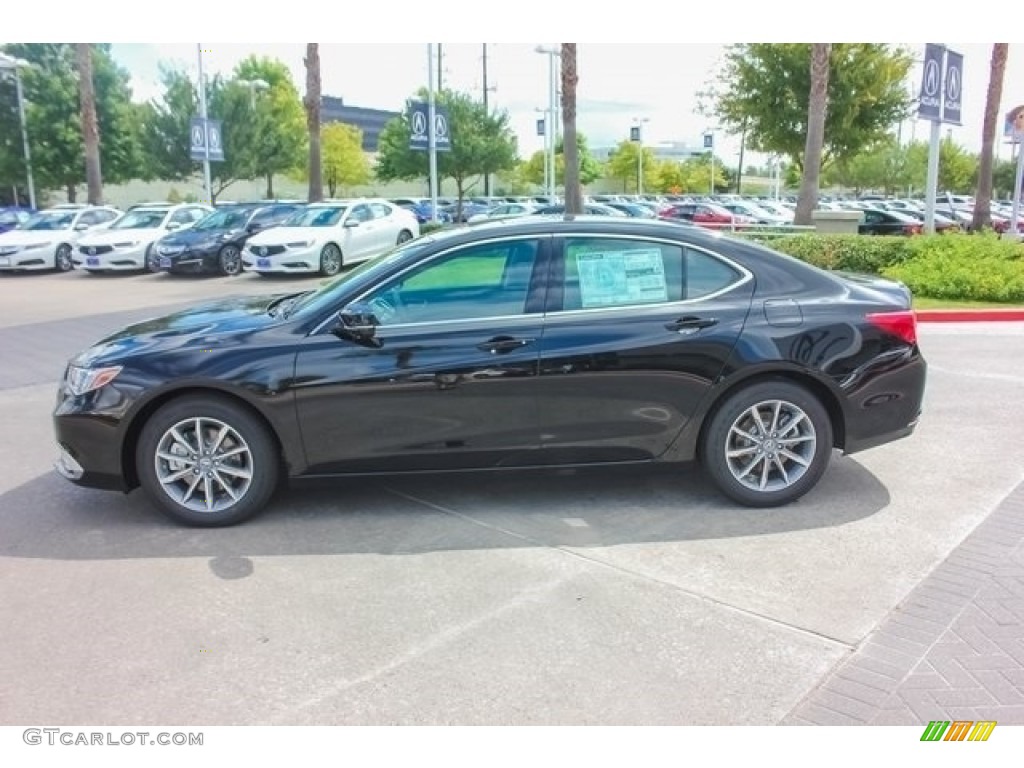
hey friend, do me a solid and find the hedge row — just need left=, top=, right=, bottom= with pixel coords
left=748, top=233, right=1024, bottom=303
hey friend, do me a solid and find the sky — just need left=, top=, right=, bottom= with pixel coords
left=107, top=42, right=1024, bottom=169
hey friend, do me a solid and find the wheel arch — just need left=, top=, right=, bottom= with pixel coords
left=120, top=386, right=291, bottom=490
left=694, top=370, right=847, bottom=464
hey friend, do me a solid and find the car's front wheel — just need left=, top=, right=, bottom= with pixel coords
left=136, top=395, right=280, bottom=526
left=701, top=380, right=833, bottom=508
left=55, top=243, right=73, bottom=272
left=218, top=245, right=242, bottom=276
left=319, top=243, right=342, bottom=277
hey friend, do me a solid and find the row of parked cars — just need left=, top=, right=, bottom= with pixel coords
left=0, top=199, right=421, bottom=277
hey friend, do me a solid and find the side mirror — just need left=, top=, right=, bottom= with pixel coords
left=343, top=218, right=361, bottom=228
left=74, top=223, right=90, bottom=231
left=166, top=222, right=182, bottom=231
left=331, top=303, right=382, bottom=348
left=247, top=222, right=263, bottom=233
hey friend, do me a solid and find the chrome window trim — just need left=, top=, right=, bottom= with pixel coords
left=308, top=233, right=549, bottom=336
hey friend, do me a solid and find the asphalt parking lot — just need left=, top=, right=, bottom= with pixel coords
left=0, top=269, right=1021, bottom=725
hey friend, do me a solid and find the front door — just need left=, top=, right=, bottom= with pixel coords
left=293, top=236, right=551, bottom=474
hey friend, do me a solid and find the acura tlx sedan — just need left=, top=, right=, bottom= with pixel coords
left=53, top=216, right=927, bottom=527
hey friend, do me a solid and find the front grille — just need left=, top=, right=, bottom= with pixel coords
left=251, top=245, right=285, bottom=256
left=79, top=245, right=113, bottom=255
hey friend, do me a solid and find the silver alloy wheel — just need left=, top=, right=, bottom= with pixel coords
left=219, top=245, right=241, bottom=275
left=320, top=244, right=341, bottom=276
left=55, top=243, right=73, bottom=271
left=153, top=416, right=254, bottom=514
left=724, top=399, right=817, bottom=493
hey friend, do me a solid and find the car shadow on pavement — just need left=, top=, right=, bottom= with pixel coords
left=0, top=453, right=889, bottom=562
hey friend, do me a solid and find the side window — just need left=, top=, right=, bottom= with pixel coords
left=98, top=210, right=119, bottom=223
left=361, top=239, right=541, bottom=326
left=560, top=238, right=742, bottom=311
left=189, top=207, right=207, bottom=222
left=169, top=209, right=193, bottom=226
left=370, top=203, right=391, bottom=219
left=78, top=211, right=101, bottom=226
left=349, top=205, right=372, bottom=223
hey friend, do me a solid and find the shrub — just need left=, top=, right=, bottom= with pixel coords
left=883, top=233, right=1024, bottom=302
left=420, top=222, right=447, bottom=235
left=745, top=233, right=912, bottom=272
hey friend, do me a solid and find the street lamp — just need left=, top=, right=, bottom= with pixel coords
left=535, top=45, right=561, bottom=201
left=0, top=53, right=36, bottom=209
left=535, top=107, right=551, bottom=196
left=632, top=117, right=650, bottom=196
left=236, top=78, right=269, bottom=109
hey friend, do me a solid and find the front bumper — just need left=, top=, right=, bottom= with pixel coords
left=53, top=383, right=133, bottom=491
left=243, top=244, right=321, bottom=274
left=0, top=245, right=56, bottom=270
left=157, top=245, right=219, bottom=273
left=74, top=243, right=150, bottom=271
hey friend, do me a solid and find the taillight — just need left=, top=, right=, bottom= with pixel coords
left=903, top=224, right=922, bottom=235
left=867, top=310, right=917, bottom=344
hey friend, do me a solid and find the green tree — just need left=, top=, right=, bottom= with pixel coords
left=604, top=140, right=657, bottom=193
left=318, top=123, right=369, bottom=196
left=827, top=139, right=912, bottom=195
left=709, top=44, right=913, bottom=172
left=494, top=162, right=532, bottom=196
left=905, top=138, right=976, bottom=193
left=522, top=132, right=602, bottom=188
left=138, top=64, right=200, bottom=183
left=993, top=158, right=1018, bottom=198
left=376, top=88, right=518, bottom=217
left=220, top=56, right=306, bottom=198
left=973, top=44, right=1009, bottom=230
left=1, top=43, right=142, bottom=200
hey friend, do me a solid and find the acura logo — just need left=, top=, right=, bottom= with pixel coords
left=923, top=59, right=940, bottom=97
left=87, top=247, right=96, bottom=255
left=257, top=247, right=266, bottom=256
left=946, top=66, right=961, bottom=102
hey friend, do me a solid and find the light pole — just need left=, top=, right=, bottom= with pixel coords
left=632, top=117, right=650, bottom=196
left=236, top=78, right=269, bottom=109
left=426, top=44, right=439, bottom=224
left=703, top=129, right=716, bottom=195
left=535, top=107, right=550, bottom=197
left=535, top=45, right=561, bottom=201
left=0, top=53, right=36, bottom=209
left=196, top=44, right=213, bottom=206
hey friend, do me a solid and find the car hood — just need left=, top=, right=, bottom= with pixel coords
left=71, top=293, right=292, bottom=368
left=160, top=227, right=243, bottom=247
left=0, top=229, right=65, bottom=245
left=247, top=226, right=325, bottom=245
left=79, top=228, right=165, bottom=245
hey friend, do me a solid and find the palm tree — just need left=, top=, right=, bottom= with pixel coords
left=972, top=44, right=1009, bottom=232
left=561, top=43, right=582, bottom=214
left=794, top=44, right=832, bottom=226
left=304, top=43, right=323, bottom=203
left=76, top=44, right=102, bottom=205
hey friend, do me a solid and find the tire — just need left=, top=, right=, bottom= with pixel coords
left=135, top=395, right=280, bottom=526
left=396, top=229, right=414, bottom=245
left=145, top=243, right=161, bottom=273
left=55, top=243, right=73, bottom=272
left=701, top=380, right=833, bottom=508
left=218, top=244, right=242, bottom=276
left=319, top=243, right=342, bottom=277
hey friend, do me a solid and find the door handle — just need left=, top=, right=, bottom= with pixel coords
left=665, top=316, right=718, bottom=332
left=476, top=336, right=535, bottom=354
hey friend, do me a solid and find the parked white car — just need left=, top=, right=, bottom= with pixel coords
left=0, top=205, right=121, bottom=272
left=73, top=203, right=213, bottom=273
left=242, top=199, right=420, bottom=276
left=468, top=202, right=538, bottom=223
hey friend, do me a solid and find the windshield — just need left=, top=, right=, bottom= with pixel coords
left=284, top=206, right=346, bottom=227
left=286, top=237, right=435, bottom=319
left=193, top=208, right=254, bottom=231
left=110, top=210, right=168, bottom=229
left=18, top=212, right=75, bottom=231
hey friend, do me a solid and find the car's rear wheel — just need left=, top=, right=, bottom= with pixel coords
left=319, top=243, right=342, bottom=277
left=396, top=229, right=414, bottom=245
left=55, top=243, right=73, bottom=272
left=701, top=380, right=832, bottom=508
left=145, top=243, right=161, bottom=273
left=218, top=245, right=242, bottom=276
left=136, top=395, right=280, bottom=526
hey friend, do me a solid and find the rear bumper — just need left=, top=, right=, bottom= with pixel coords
left=842, top=352, right=927, bottom=455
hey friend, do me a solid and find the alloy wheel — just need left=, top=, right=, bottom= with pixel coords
left=724, top=399, right=817, bottom=493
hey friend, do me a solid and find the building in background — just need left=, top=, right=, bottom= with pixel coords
left=320, top=96, right=399, bottom=152
left=590, top=140, right=708, bottom=163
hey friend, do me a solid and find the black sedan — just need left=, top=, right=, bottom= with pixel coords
left=858, top=208, right=925, bottom=236
left=54, top=216, right=926, bottom=526
left=153, top=202, right=301, bottom=275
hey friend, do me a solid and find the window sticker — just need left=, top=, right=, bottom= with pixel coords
left=575, top=248, right=667, bottom=308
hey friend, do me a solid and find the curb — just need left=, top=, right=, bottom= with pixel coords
left=915, top=309, right=1024, bottom=322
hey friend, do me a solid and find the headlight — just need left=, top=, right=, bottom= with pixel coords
left=65, top=365, right=123, bottom=396
left=286, top=240, right=315, bottom=248
left=23, top=242, right=50, bottom=250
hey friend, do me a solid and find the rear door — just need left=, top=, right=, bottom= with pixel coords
left=533, top=232, right=755, bottom=463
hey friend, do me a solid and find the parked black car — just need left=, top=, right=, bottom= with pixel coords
left=153, top=202, right=301, bottom=275
left=532, top=204, right=625, bottom=216
left=858, top=208, right=924, bottom=236
left=54, top=216, right=926, bottom=527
